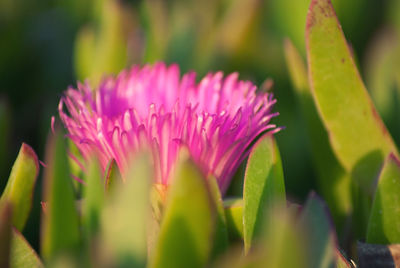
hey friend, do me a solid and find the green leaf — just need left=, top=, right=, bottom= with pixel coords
left=365, top=30, right=400, bottom=124
left=0, top=203, right=12, bottom=267
left=41, top=131, right=81, bottom=261
left=140, top=0, right=168, bottom=63
left=306, top=0, right=398, bottom=185
left=298, top=192, right=337, bottom=268
left=259, top=205, right=307, bottom=268
left=10, top=228, right=43, bottom=268
left=208, top=177, right=229, bottom=258
left=243, top=134, right=285, bottom=252
left=223, top=198, right=243, bottom=241
left=82, top=157, right=104, bottom=238
left=284, top=39, right=351, bottom=230
left=74, top=0, right=127, bottom=85
left=367, top=154, right=400, bottom=244
left=0, top=143, right=39, bottom=231
left=151, top=154, right=215, bottom=268
left=101, top=153, right=151, bottom=267
left=270, top=0, right=310, bottom=55
left=306, top=0, right=399, bottom=235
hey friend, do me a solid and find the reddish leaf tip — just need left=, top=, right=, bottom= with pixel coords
left=21, top=143, right=40, bottom=177
left=387, top=153, right=400, bottom=167
left=306, top=0, right=336, bottom=31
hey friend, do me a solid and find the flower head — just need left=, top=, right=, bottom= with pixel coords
left=59, top=63, right=279, bottom=194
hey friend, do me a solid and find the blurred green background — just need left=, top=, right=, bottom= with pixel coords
left=0, top=0, right=399, bottom=251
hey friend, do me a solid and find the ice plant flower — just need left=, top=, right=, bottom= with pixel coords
left=59, top=63, right=279, bottom=194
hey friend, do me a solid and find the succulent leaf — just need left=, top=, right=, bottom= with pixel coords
left=367, top=153, right=400, bottom=244
left=0, top=143, right=39, bottom=231
left=306, top=0, right=398, bottom=184
left=151, top=153, right=215, bottom=268
left=243, top=134, right=285, bottom=252
left=100, top=153, right=151, bottom=267
left=10, top=228, right=43, bottom=268
left=41, top=131, right=81, bottom=261
left=298, top=192, right=337, bottom=268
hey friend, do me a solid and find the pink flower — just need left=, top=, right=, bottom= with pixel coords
left=59, top=63, right=279, bottom=194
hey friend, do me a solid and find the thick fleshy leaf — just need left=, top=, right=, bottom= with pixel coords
left=0, top=203, right=12, bottom=267
left=306, top=0, right=398, bottom=184
left=223, top=198, right=243, bottom=241
left=284, top=39, right=351, bottom=229
left=0, top=143, right=39, bottom=231
left=100, top=154, right=151, bottom=267
left=41, top=131, right=81, bottom=261
left=10, top=228, right=43, bottom=268
left=306, top=0, right=399, bottom=235
left=298, top=192, right=337, bottom=268
left=367, top=154, right=400, bottom=244
left=82, top=157, right=104, bottom=238
left=208, top=177, right=229, bottom=258
left=243, top=134, right=285, bottom=252
left=151, top=155, right=215, bottom=268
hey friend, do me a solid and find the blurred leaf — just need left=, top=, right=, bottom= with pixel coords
left=0, top=203, right=12, bottom=267
left=140, top=0, right=169, bottom=63
left=284, top=39, right=351, bottom=230
left=306, top=0, right=399, bottom=234
left=75, top=26, right=95, bottom=81
left=41, top=131, right=81, bottom=261
left=367, top=154, right=400, bottom=244
left=223, top=198, right=243, bottom=241
left=243, top=134, right=285, bottom=252
left=101, top=153, right=151, bottom=267
left=10, top=228, right=43, bottom=268
left=82, top=157, right=104, bottom=238
left=151, top=154, right=215, bottom=268
left=0, top=143, right=39, bottom=231
left=270, top=0, right=310, bottom=55
left=298, top=192, right=337, bottom=268
left=365, top=29, right=400, bottom=149
left=388, top=0, right=400, bottom=36
left=216, top=0, right=260, bottom=55
left=259, top=205, right=307, bottom=268
left=365, top=30, right=400, bottom=124
left=208, top=177, right=229, bottom=258
left=75, top=0, right=128, bottom=85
